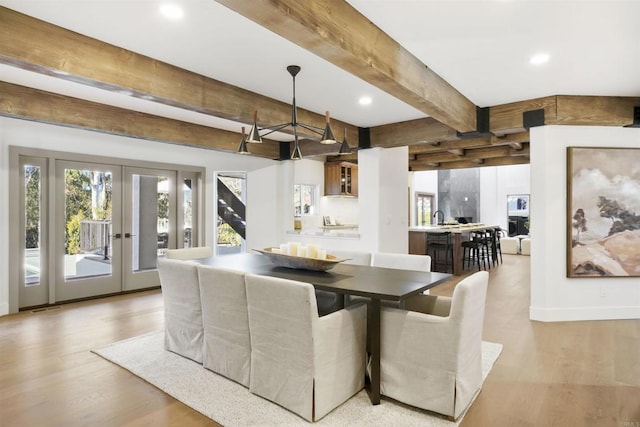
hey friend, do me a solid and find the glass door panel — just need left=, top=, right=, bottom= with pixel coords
left=55, top=161, right=122, bottom=301
left=123, top=167, right=176, bottom=291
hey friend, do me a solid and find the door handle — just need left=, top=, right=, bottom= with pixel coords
left=125, top=233, right=136, bottom=238
left=111, top=233, right=122, bottom=239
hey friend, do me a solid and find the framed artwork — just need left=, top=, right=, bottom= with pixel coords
left=507, top=194, right=530, bottom=217
left=567, top=147, right=640, bottom=277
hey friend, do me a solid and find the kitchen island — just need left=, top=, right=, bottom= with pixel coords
left=409, top=224, right=500, bottom=275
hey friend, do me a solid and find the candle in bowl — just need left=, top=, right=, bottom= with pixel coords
left=288, top=242, right=299, bottom=256
left=307, top=244, right=319, bottom=259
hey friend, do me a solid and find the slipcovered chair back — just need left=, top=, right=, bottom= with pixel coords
left=245, top=274, right=367, bottom=422
left=379, top=270, right=488, bottom=420
left=371, top=252, right=431, bottom=272
left=325, top=249, right=372, bottom=266
left=157, top=258, right=204, bottom=363
left=197, top=265, right=251, bottom=387
left=165, top=246, right=213, bottom=260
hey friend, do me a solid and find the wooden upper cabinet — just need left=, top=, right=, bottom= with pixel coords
left=324, top=162, right=358, bottom=197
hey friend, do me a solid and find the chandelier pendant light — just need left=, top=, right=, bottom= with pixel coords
left=237, top=126, right=250, bottom=155
left=239, top=65, right=338, bottom=160
left=338, top=127, right=352, bottom=155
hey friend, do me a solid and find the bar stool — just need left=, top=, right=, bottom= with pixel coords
left=461, top=230, right=491, bottom=271
left=491, top=227, right=504, bottom=265
left=426, top=232, right=453, bottom=273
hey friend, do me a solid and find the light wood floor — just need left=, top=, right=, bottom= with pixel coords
left=1, top=255, right=639, bottom=426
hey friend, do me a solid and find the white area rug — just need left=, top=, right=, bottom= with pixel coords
left=93, top=332, right=502, bottom=426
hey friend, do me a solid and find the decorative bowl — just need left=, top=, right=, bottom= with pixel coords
left=254, top=248, right=348, bottom=271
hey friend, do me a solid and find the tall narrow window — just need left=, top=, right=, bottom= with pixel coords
left=217, top=173, right=246, bottom=255
left=416, top=193, right=434, bottom=226
left=24, top=164, right=42, bottom=286
left=183, top=177, right=193, bottom=248
left=294, top=184, right=316, bottom=216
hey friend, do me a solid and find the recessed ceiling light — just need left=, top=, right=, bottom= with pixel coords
left=160, top=3, right=184, bottom=20
left=529, top=53, right=550, bottom=66
left=358, top=96, right=372, bottom=106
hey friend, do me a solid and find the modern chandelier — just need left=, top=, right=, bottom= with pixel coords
left=236, top=65, right=352, bottom=159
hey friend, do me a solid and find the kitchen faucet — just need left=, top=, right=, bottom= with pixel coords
left=433, top=210, right=444, bottom=225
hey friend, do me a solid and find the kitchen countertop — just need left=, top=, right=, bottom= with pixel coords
left=409, top=223, right=496, bottom=233
left=319, top=224, right=359, bottom=230
left=286, top=228, right=360, bottom=239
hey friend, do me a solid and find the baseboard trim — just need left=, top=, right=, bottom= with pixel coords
left=530, top=305, right=640, bottom=322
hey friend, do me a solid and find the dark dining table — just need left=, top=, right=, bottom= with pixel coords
left=194, top=252, right=452, bottom=405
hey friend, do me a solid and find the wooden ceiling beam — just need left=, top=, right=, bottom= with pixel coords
left=410, top=155, right=530, bottom=171
left=369, top=117, right=458, bottom=148
left=326, top=153, right=359, bottom=163
left=215, top=0, right=478, bottom=133
left=0, top=6, right=359, bottom=143
left=414, top=144, right=529, bottom=163
left=555, top=95, right=640, bottom=126
left=409, top=136, right=492, bottom=155
left=0, top=81, right=281, bottom=159
left=490, top=96, right=557, bottom=135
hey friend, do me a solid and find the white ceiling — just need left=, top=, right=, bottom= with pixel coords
left=1, top=0, right=639, bottom=135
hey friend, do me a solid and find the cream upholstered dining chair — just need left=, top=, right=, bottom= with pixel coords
left=165, top=246, right=213, bottom=260
left=379, top=271, right=489, bottom=420
left=370, top=252, right=433, bottom=305
left=156, top=258, right=204, bottom=363
left=197, top=265, right=251, bottom=387
left=315, top=249, right=372, bottom=316
left=244, top=274, right=367, bottom=422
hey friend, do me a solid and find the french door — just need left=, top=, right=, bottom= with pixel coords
left=15, top=154, right=199, bottom=309
left=122, top=166, right=176, bottom=291
left=54, top=161, right=123, bottom=301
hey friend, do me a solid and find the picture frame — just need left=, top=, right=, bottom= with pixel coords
left=567, top=147, right=640, bottom=277
left=507, top=194, right=530, bottom=217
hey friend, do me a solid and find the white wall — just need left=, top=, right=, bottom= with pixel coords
left=530, top=125, right=640, bottom=321
left=0, top=117, right=280, bottom=315
left=480, top=164, right=531, bottom=230
left=377, top=146, right=410, bottom=252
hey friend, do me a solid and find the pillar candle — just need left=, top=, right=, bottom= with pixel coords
left=279, top=243, right=288, bottom=255
left=317, top=249, right=326, bottom=260
left=307, top=244, right=319, bottom=259
left=298, top=246, right=308, bottom=258
left=288, top=242, right=299, bottom=256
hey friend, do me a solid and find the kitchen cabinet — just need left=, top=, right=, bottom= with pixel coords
left=324, top=162, right=358, bottom=197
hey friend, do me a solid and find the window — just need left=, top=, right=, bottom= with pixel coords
left=294, top=184, right=316, bottom=216
left=416, top=193, right=434, bottom=226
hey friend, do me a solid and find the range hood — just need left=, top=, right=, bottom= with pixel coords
left=624, top=106, right=640, bottom=128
